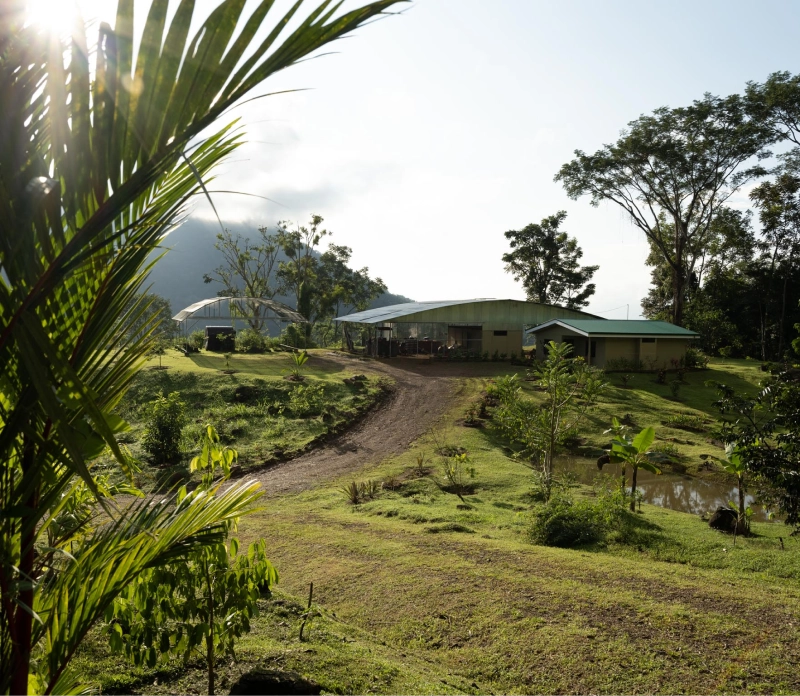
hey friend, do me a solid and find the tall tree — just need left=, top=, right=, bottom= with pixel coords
left=640, top=208, right=754, bottom=321
left=746, top=71, right=800, bottom=147
left=275, top=214, right=329, bottom=342
left=120, top=292, right=177, bottom=342
left=0, top=0, right=402, bottom=692
left=556, top=94, right=772, bottom=326
left=750, top=152, right=800, bottom=358
left=203, top=227, right=281, bottom=331
left=502, top=211, right=598, bottom=309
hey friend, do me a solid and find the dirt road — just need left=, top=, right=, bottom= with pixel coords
left=251, top=353, right=494, bottom=496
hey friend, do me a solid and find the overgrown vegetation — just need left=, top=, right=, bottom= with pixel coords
left=118, top=352, right=389, bottom=475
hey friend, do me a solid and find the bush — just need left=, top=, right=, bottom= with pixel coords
left=529, top=486, right=628, bottom=548
left=683, top=347, right=709, bottom=368
left=235, top=328, right=267, bottom=353
left=142, top=392, right=187, bottom=464
left=188, top=330, right=205, bottom=350
left=529, top=495, right=603, bottom=547
left=279, top=323, right=315, bottom=349
left=287, top=382, right=327, bottom=417
left=664, top=412, right=706, bottom=431
left=606, top=357, right=645, bottom=372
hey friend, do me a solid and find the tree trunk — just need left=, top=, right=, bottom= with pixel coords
left=778, top=271, right=789, bottom=359
left=629, top=466, right=638, bottom=512
left=672, top=222, right=686, bottom=327
left=739, top=476, right=747, bottom=534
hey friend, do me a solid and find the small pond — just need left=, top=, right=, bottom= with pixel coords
left=558, top=457, right=771, bottom=522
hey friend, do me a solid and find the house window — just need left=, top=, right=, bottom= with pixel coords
left=493, top=330, right=507, bottom=336
left=641, top=337, right=656, bottom=343
left=590, top=340, right=596, bottom=358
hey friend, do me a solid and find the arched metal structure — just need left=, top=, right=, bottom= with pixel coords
left=172, top=297, right=306, bottom=335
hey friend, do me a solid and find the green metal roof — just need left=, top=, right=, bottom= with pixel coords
left=530, top=319, right=700, bottom=337
left=335, top=299, right=601, bottom=325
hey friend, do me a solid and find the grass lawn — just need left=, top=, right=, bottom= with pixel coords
left=77, top=356, right=800, bottom=694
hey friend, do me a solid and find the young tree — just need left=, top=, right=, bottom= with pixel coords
left=203, top=227, right=282, bottom=332
left=556, top=94, right=772, bottom=326
left=712, top=375, right=800, bottom=532
left=0, top=1, right=402, bottom=692
left=110, top=427, right=278, bottom=696
left=502, top=211, right=598, bottom=309
left=494, top=343, right=606, bottom=499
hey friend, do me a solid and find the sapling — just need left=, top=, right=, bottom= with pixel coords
left=109, top=426, right=276, bottom=695
left=493, top=342, right=607, bottom=500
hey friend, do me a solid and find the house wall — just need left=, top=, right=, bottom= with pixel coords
left=530, top=329, right=694, bottom=369
left=656, top=338, right=690, bottom=368
left=603, top=338, right=640, bottom=364
left=533, top=326, right=582, bottom=360
left=482, top=329, right=523, bottom=356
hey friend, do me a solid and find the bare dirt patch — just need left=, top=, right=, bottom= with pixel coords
left=250, top=354, right=478, bottom=495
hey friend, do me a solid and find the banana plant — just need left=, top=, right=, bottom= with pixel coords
left=289, top=348, right=310, bottom=379
left=607, top=422, right=662, bottom=511
left=700, top=443, right=750, bottom=534
left=0, top=0, right=403, bottom=692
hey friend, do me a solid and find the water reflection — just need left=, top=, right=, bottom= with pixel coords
left=558, top=458, right=770, bottom=521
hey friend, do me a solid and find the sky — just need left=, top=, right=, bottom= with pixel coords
left=29, top=0, right=800, bottom=318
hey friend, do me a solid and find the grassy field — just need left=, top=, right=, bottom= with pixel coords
left=113, top=349, right=389, bottom=479
left=76, top=356, right=800, bottom=694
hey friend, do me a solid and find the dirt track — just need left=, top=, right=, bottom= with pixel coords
left=251, top=353, right=494, bottom=496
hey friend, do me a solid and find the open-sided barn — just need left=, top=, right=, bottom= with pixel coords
left=334, top=298, right=600, bottom=356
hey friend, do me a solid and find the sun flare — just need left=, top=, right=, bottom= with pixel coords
left=25, top=0, right=81, bottom=35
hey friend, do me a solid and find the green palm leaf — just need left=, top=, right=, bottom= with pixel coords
left=0, top=0, right=405, bottom=692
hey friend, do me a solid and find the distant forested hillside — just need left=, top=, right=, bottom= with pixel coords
left=148, top=218, right=412, bottom=327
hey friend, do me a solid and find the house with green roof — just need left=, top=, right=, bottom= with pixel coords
left=528, top=319, right=700, bottom=369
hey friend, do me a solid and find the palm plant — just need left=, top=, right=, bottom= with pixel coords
left=0, top=1, right=402, bottom=693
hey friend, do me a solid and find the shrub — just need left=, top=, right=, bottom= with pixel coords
left=235, top=328, right=267, bottom=353
left=287, top=382, right=327, bottom=417
left=280, top=323, right=315, bottom=349
left=652, top=441, right=681, bottom=459
left=188, top=330, right=205, bottom=350
left=529, top=486, right=628, bottom=548
left=664, top=412, right=706, bottom=431
left=142, top=392, right=187, bottom=464
left=529, top=495, right=603, bottom=547
left=669, top=379, right=681, bottom=399
left=606, top=357, right=645, bottom=372
left=683, top=347, right=709, bottom=368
